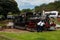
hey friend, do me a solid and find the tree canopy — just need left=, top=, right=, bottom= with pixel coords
left=34, top=1, right=60, bottom=13
left=21, top=9, right=32, bottom=13
left=0, top=0, right=20, bottom=18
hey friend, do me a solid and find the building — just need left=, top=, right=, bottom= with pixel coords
left=43, top=11, right=59, bottom=18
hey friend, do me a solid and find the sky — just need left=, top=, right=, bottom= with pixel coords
left=15, top=0, right=55, bottom=10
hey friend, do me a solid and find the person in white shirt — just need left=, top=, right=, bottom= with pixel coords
left=37, top=20, right=45, bottom=32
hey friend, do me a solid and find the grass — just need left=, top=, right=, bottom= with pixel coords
left=0, top=30, right=60, bottom=40
left=0, top=36, right=11, bottom=40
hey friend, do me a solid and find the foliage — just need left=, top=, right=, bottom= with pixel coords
left=34, top=1, right=60, bottom=13
left=21, top=9, right=32, bottom=13
left=35, top=4, right=47, bottom=13
left=0, top=0, right=20, bottom=18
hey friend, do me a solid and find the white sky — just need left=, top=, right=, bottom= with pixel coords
left=15, top=0, right=55, bottom=10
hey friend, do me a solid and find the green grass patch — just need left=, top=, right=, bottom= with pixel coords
left=0, top=30, right=60, bottom=40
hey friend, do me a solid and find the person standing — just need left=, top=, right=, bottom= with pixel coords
left=37, top=20, right=45, bottom=32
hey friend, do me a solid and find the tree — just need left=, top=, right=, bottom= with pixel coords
left=34, top=1, right=60, bottom=14
left=35, top=6, right=40, bottom=13
left=35, top=4, right=47, bottom=13
left=0, top=0, right=20, bottom=19
left=21, top=9, right=32, bottom=13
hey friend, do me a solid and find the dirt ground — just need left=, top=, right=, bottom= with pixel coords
left=0, top=29, right=29, bottom=33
